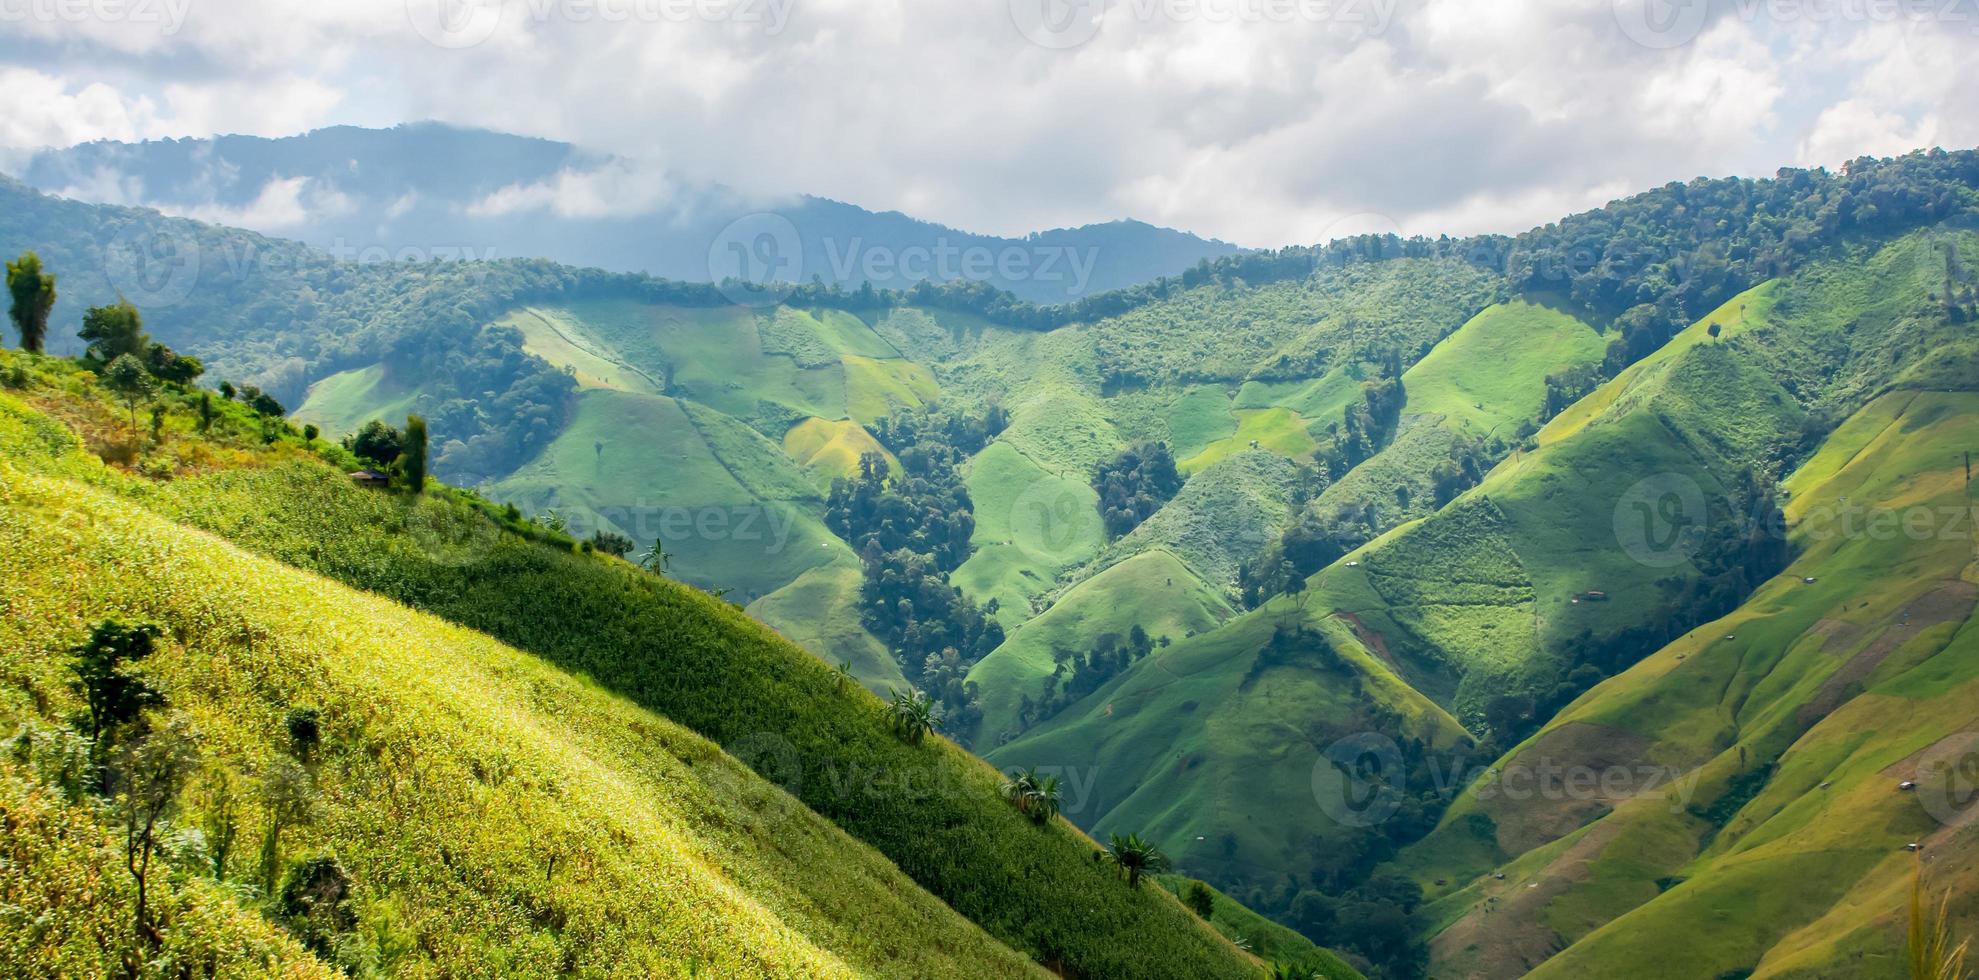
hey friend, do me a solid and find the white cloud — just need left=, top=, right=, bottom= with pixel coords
left=156, top=176, right=355, bottom=231
left=1, top=0, right=1974, bottom=244
left=466, top=160, right=678, bottom=219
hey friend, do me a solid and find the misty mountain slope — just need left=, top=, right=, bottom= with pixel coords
left=19, top=123, right=1241, bottom=302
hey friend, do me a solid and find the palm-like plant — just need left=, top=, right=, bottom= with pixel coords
left=999, top=768, right=1063, bottom=825
left=885, top=688, right=939, bottom=745
left=1000, top=767, right=1040, bottom=813
left=1910, top=859, right=1972, bottom=980
left=1104, top=832, right=1170, bottom=888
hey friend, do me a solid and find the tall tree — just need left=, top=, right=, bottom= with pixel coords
left=79, top=300, right=150, bottom=363
left=5, top=251, right=55, bottom=353
left=102, top=355, right=157, bottom=432
left=403, top=413, right=429, bottom=492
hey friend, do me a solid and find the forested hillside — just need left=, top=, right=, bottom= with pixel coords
left=5, top=145, right=1978, bottom=979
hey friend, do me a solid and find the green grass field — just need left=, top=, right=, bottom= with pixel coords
left=966, top=550, right=1236, bottom=746
left=500, top=306, right=664, bottom=394
left=951, top=440, right=1107, bottom=629
left=486, top=389, right=848, bottom=603
left=0, top=349, right=1272, bottom=980
left=291, top=362, right=428, bottom=439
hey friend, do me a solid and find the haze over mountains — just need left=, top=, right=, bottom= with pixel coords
left=16, top=122, right=1241, bottom=304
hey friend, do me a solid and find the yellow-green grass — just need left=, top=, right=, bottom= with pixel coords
left=781, top=416, right=897, bottom=485
left=1179, top=408, right=1316, bottom=475
left=1161, top=386, right=1241, bottom=460
left=1402, top=300, right=1606, bottom=436
left=0, top=765, right=335, bottom=979
left=487, top=388, right=850, bottom=603
left=746, top=563, right=908, bottom=694
left=291, top=363, right=426, bottom=439
left=0, top=457, right=1046, bottom=978
left=1399, top=391, right=1979, bottom=979
left=0, top=355, right=1267, bottom=980
left=761, top=306, right=905, bottom=365
left=499, top=306, right=662, bottom=394
left=951, top=441, right=1106, bottom=630
left=841, top=354, right=939, bottom=424
left=1540, top=281, right=1777, bottom=447
left=965, top=550, right=1235, bottom=747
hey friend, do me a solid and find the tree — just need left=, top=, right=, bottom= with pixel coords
left=403, top=413, right=429, bottom=492
left=284, top=706, right=322, bottom=764
left=117, top=715, right=201, bottom=951
left=590, top=529, right=635, bottom=558
left=885, top=688, right=939, bottom=745
left=999, top=767, right=1063, bottom=824
left=345, top=419, right=403, bottom=467
left=257, top=756, right=318, bottom=895
left=6, top=250, right=55, bottom=353
left=302, top=423, right=320, bottom=444
left=1104, top=832, right=1170, bottom=888
left=101, top=354, right=156, bottom=432
left=69, top=620, right=164, bottom=754
left=144, top=343, right=203, bottom=384
left=79, top=300, right=150, bottom=363
left=1185, top=880, right=1217, bottom=920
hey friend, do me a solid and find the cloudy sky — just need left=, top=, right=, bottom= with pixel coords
left=1, top=0, right=1975, bottom=246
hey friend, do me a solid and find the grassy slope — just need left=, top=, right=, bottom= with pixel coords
left=967, top=550, right=1235, bottom=747
left=291, top=363, right=427, bottom=439
left=988, top=595, right=1469, bottom=899
left=1461, top=390, right=1979, bottom=980
left=952, top=440, right=1107, bottom=630
left=745, top=564, right=909, bottom=694
left=1384, top=230, right=1979, bottom=977
left=1156, top=876, right=1365, bottom=980
left=485, top=388, right=850, bottom=603
left=1312, top=300, right=1605, bottom=533
left=500, top=306, right=664, bottom=394
left=782, top=416, right=896, bottom=486
left=0, top=384, right=1045, bottom=978
left=0, top=375, right=1266, bottom=980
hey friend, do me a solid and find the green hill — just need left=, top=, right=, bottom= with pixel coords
left=0, top=372, right=1047, bottom=978
left=0, top=350, right=1272, bottom=979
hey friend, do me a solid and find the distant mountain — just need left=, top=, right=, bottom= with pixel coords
left=16, top=122, right=1241, bottom=303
